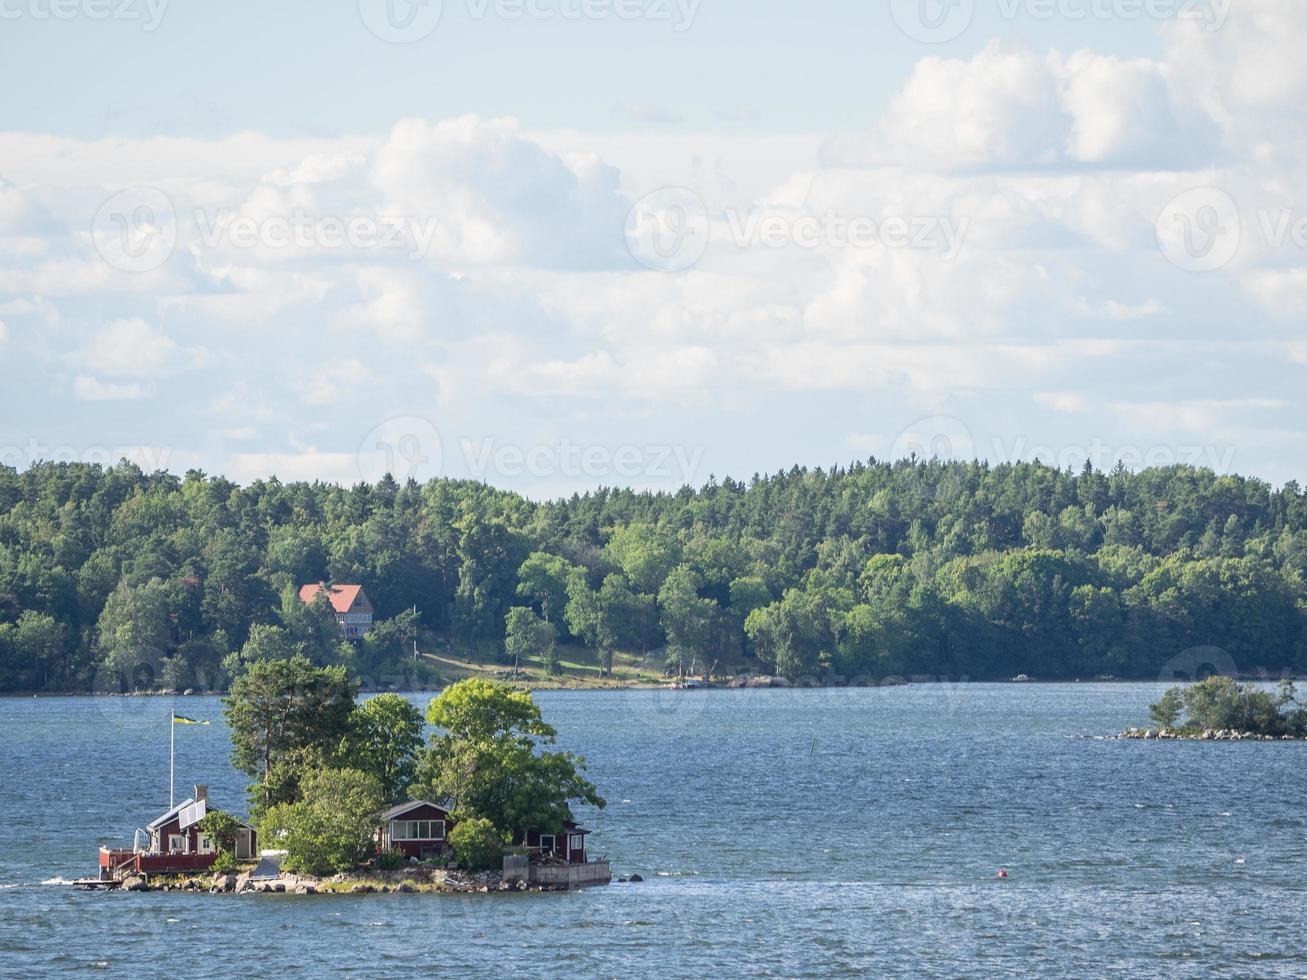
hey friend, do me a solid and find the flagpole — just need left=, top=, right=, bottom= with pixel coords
left=169, top=711, right=175, bottom=809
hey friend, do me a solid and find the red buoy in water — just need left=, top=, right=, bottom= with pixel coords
left=997, top=869, right=1009, bottom=879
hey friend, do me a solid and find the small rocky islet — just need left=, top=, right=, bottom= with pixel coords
left=1119, top=727, right=1305, bottom=741
left=113, top=864, right=641, bottom=895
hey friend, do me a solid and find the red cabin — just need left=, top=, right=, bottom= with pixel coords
left=99, top=785, right=257, bottom=879
left=513, top=820, right=591, bottom=864
left=375, top=800, right=454, bottom=861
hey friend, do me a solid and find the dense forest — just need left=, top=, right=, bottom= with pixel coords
left=1, top=457, right=1305, bottom=693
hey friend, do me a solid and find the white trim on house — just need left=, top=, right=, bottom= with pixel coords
left=538, top=834, right=555, bottom=853
left=391, top=819, right=446, bottom=841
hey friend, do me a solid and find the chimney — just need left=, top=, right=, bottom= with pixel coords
left=193, top=784, right=208, bottom=804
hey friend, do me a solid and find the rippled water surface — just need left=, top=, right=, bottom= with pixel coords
left=2, top=684, right=1305, bottom=978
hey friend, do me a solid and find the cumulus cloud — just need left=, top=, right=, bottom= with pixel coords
left=371, top=116, right=628, bottom=268
left=823, top=40, right=1218, bottom=173
left=69, top=319, right=207, bottom=378
left=1108, top=399, right=1287, bottom=434
left=4, top=2, right=1307, bottom=491
left=1035, top=391, right=1090, bottom=413
left=73, top=376, right=148, bottom=401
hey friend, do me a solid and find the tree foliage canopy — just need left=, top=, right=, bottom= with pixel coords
left=2, top=458, right=1306, bottom=690
left=260, top=767, right=384, bottom=876
left=419, top=679, right=604, bottom=836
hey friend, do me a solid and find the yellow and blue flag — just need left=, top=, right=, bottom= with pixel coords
left=172, top=713, right=210, bottom=726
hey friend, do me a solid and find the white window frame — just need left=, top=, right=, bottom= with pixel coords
left=569, top=835, right=584, bottom=853
left=197, top=833, right=215, bottom=855
left=168, top=834, right=186, bottom=854
left=538, top=834, right=555, bottom=852
left=392, top=819, right=446, bottom=841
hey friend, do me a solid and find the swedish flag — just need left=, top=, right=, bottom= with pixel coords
left=172, top=713, right=210, bottom=725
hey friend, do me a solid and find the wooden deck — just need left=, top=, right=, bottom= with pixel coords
left=529, top=861, right=612, bottom=889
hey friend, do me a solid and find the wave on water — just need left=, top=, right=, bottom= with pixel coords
left=39, top=877, right=75, bottom=887
left=655, top=870, right=700, bottom=877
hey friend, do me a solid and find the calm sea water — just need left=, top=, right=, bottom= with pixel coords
left=1, top=684, right=1305, bottom=978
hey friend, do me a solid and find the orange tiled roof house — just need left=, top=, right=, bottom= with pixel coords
left=299, top=582, right=375, bottom=640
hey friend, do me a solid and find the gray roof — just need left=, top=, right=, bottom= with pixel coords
left=147, top=798, right=194, bottom=831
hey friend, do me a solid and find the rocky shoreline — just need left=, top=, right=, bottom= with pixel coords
left=117, top=866, right=573, bottom=895
left=1119, top=728, right=1306, bottom=741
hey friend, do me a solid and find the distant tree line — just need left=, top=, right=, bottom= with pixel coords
left=1, top=457, right=1305, bottom=691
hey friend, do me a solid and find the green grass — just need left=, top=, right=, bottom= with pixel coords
left=417, top=639, right=669, bottom=688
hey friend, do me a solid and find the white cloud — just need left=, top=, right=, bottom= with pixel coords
left=4, top=5, right=1307, bottom=488
left=338, top=267, right=433, bottom=343
left=295, top=359, right=376, bottom=406
left=70, top=319, right=206, bottom=378
left=1108, top=399, right=1287, bottom=434
left=1242, top=269, right=1307, bottom=319
left=1069, top=297, right=1165, bottom=321
left=371, top=115, right=627, bottom=268
left=1034, top=391, right=1090, bottom=414
left=824, top=39, right=1217, bottom=173
left=73, top=376, right=147, bottom=401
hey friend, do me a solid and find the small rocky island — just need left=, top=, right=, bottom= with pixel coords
left=89, top=671, right=614, bottom=894
left=112, top=862, right=623, bottom=895
left=1120, top=676, right=1307, bottom=741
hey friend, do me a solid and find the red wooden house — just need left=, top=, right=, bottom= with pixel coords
left=375, top=800, right=454, bottom=861
left=374, top=800, right=597, bottom=870
left=99, top=785, right=257, bottom=879
left=514, top=820, right=592, bottom=864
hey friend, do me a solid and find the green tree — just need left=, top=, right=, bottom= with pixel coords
left=261, top=767, right=384, bottom=875
left=96, top=577, right=170, bottom=688
left=197, top=809, right=242, bottom=856
left=223, top=655, right=356, bottom=811
left=345, top=693, right=426, bottom=802
left=517, top=552, right=574, bottom=627
left=504, top=606, right=556, bottom=675
left=1149, top=687, right=1183, bottom=728
left=419, top=679, right=604, bottom=835
left=222, top=622, right=299, bottom=680
left=449, top=817, right=504, bottom=872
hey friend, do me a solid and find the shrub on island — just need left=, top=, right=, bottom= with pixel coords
left=1148, top=676, right=1307, bottom=737
left=260, top=768, right=384, bottom=876
left=449, top=818, right=504, bottom=873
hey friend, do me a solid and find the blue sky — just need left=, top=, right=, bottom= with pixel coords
left=1, top=0, right=1304, bottom=495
